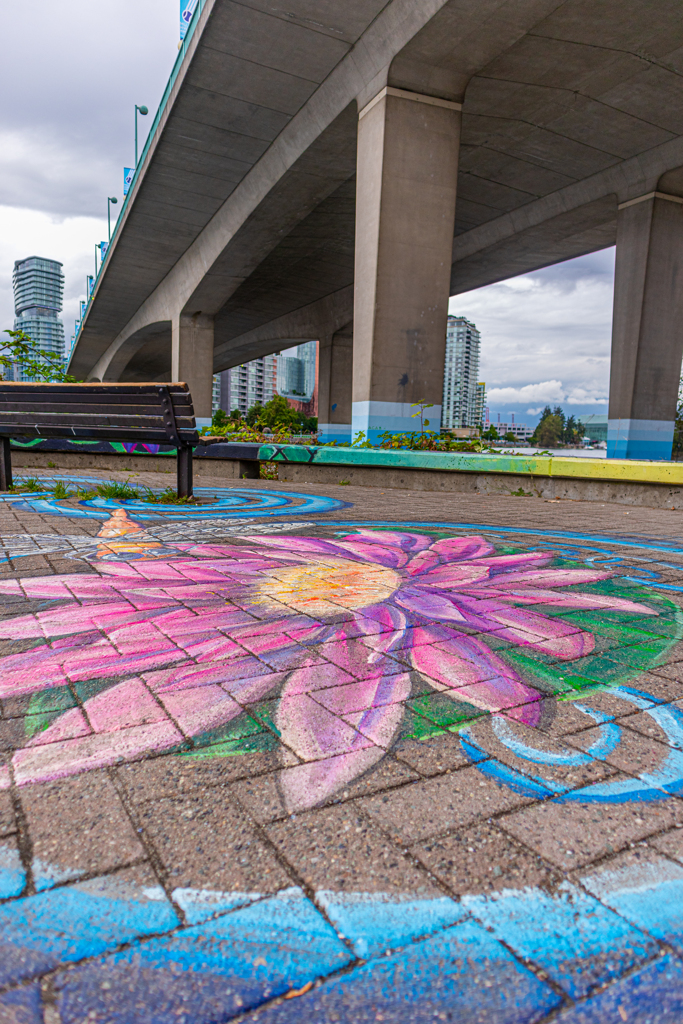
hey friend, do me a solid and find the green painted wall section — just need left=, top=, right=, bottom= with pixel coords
left=258, top=444, right=683, bottom=486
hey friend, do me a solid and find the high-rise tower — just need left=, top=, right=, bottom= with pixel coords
left=441, top=316, right=481, bottom=430
left=11, top=257, right=65, bottom=379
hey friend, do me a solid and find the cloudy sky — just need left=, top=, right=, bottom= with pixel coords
left=1, top=1, right=613, bottom=432
left=449, top=248, right=614, bottom=428
left=0, top=0, right=178, bottom=344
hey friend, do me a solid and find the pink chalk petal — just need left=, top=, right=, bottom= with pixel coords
left=472, top=552, right=554, bottom=573
left=159, top=686, right=242, bottom=736
left=394, top=587, right=469, bottom=623
left=278, top=747, right=386, bottom=813
left=484, top=607, right=596, bottom=659
left=485, top=587, right=657, bottom=615
left=430, top=536, right=495, bottom=562
left=0, top=580, right=22, bottom=596
left=276, top=693, right=374, bottom=762
left=279, top=662, right=355, bottom=697
left=332, top=540, right=409, bottom=568
left=476, top=568, right=611, bottom=588
left=0, top=614, right=44, bottom=641
left=252, top=535, right=365, bottom=561
left=0, top=648, right=70, bottom=698
left=413, top=637, right=543, bottom=721
left=83, top=678, right=168, bottom=733
left=146, top=659, right=281, bottom=694
left=26, top=708, right=91, bottom=747
left=314, top=672, right=411, bottom=715
left=12, top=720, right=183, bottom=787
left=341, top=678, right=411, bottom=744
left=418, top=564, right=491, bottom=588
left=403, top=549, right=440, bottom=576
left=350, top=529, right=432, bottom=552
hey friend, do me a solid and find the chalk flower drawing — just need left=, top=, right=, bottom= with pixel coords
left=0, top=522, right=655, bottom=809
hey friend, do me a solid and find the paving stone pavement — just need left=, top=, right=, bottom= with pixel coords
left=1, top=469, right=683, bottom=1022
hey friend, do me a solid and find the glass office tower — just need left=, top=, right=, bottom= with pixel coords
left=10, top=256, right=65, bottom=380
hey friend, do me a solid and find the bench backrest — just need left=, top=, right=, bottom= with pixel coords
left=0, top=382, right=199, bottom=447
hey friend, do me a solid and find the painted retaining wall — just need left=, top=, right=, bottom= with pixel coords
left=9, top=439, right=683, bottom=508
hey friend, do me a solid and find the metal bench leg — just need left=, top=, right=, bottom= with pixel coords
left=177, top=445, right=193, bottom=498
left=0, top=439, right=12, bottom=491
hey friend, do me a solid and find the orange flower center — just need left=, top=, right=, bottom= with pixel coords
left=255, top=557, right=401, bottom=615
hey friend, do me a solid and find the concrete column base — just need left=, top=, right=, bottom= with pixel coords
left=607, top=418, right=674, bottom=460
left=318, top=423, right=352, bottom=444
left=352, top=400, right=442, bottom=443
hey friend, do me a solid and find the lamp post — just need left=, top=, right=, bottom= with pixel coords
left=135, top=104, right=148, bottom=166
left=107, top=197, right=118, bottom=241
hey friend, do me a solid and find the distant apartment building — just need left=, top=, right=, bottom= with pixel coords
left=474, top=382, right=486, bottom=428
left=219, top=354, right=278, bottom=416
left=217, top=341, right=318, bottom=418
left=489, top=416, right=533, bottom=441
left=8, top=256, right=65, bottom=380
left=441, top=316, right=481, bottom=429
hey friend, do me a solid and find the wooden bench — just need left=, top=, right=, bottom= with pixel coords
left=0, top=382, right=200, bottom=497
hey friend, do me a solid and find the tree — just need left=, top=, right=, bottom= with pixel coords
left=245, top=402, right=264, bottom=427
left=483, top=426, right=499, bottom=440
left=673, top=376, right=683, bottom=458
left=537, top=414, right=564, bottom=447
left=504, top=431, right=517, bottom=442
left=532, top=404, right=571, bottom=446
left=245, top=394, right=315, bottom=432
left=212, top=408, right=230, bottom=429
left=0, top=329, right=80, bottom=383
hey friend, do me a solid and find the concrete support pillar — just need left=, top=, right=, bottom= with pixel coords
left=172, top=313, right=214, bottom=427
left=318, top=323, right=353, bottom=443
left=608, top=191, right=683, bottom=460
left=352, top=87, right=461, bottom=442
left=219, top=369, right=232, bottom=413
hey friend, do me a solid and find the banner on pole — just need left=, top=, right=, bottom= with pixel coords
left=123, top=167, right=134, bottom=196
left=180, top=0, right=199, bottom=40
left=99, top=241, right=108, bottom=262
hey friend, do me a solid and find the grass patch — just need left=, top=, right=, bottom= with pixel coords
left=95, top=481, right=139, bottom=500
left=53, top=481, right=71, bottom=499
left=51, top=481, right=98, bottom=500
left=139, top=486, right=197, bottom=505
left=10, top=477, right=47, bottom=493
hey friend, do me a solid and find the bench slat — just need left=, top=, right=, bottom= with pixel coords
left=0, top=412, right=196, bottom=427
left=0, top=402, right=178, bottom=416
left=0, top=382, right=190, bottom=393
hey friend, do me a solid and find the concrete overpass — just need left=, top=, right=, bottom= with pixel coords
left=70, top=0, right=683, bottom=457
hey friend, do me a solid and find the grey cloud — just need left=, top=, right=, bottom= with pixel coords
left=0, top=0, right=178, bottom=218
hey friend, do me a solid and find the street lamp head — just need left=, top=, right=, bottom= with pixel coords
left=108, top=197, right=118, bottom=204
left=137, top=105, right=148, bottom=115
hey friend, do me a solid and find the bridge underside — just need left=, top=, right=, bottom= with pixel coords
left=72, top=0, right=683, bottom=456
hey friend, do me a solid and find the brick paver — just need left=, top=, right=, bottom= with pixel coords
left=1, top=468, right=683, bottom=1021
